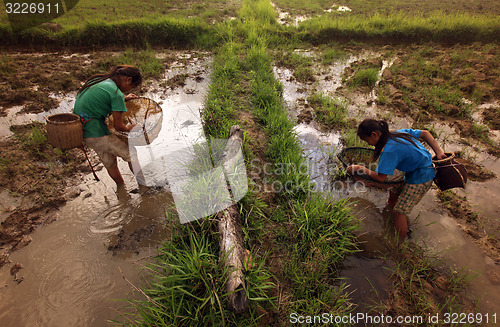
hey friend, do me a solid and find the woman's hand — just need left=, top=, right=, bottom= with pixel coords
left=124, top=94, right=138, bottom=102
left=420, top=130, right=447, bottom=160
left=347, top=164, right=387, bottom=182
left=347, top=164, right=362, bottom=175
left=436, top=152, right=447, bottom=160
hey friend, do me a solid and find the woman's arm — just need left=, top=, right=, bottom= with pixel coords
left=124, top=93, right=138, bottom=102
left=347, top=164, right=387, bottom=182
left=420, top=130, right=447, bottom=159
left=112, top=111, right=135, bottom=132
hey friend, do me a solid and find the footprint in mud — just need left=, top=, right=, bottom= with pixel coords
left=108, top=225, right=155, bottom=255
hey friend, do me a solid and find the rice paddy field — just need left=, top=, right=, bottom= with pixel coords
left=0, top=0, right=499, bottom=326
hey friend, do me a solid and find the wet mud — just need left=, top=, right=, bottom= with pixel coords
left=0, top=50, right=210, bottom=326
left=274, top=44, right=500, bottom=318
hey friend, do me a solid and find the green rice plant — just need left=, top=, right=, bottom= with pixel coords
left=0, top=54, right=15, bottom=74
left=350, top=68, right=379, bottom=88
left=239, top=0, right=278, bottom=26
left=321, top=48, right=348, bottom=65
left=340, top=128, right=365, bottom=148
left=275, top=51, right=316, bottom=83
left=281, top=196, right=358, bottom=314
left=307, top=93, right=348, bottom=130
left=377, top=240, right=478, bottom=319
left=299, top=12, right=500, bottom=44
left=117, top=48, right=164, bottom=79
left=119, top=229, right=274, bottom=327
left=246, top=36, right=310, bottom=199
left=293, top=196, right=358, bottom=257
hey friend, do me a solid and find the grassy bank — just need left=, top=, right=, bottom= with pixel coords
left=120, top=0, right=359, bottom=325
left=1, top=0, right=499, bottom=47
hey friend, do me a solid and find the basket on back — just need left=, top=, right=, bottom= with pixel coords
left=432, top=152, right=467, bottom=191
left=337, top=147, right=404, bottom=189
left=46, top=113, right=83, bottom=150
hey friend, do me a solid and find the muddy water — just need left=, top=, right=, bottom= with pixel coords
left=0, top=52, right=211, bottom=326
left=274, top=53, right=500, bottom=315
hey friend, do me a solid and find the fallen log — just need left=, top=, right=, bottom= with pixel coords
left=217, top=125, right=248, bottom=313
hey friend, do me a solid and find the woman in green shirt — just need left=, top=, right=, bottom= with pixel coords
left=74, top=65, right=142, bottom=185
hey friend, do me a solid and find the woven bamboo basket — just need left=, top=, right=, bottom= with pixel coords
left=432, top=152, right=467, bottom=190
left=46, top=113, right=83, bottom=150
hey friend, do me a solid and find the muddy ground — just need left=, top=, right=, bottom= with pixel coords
left=0, top=123, right=95, bottom=267
left=0, top=45, right=498, bottom=324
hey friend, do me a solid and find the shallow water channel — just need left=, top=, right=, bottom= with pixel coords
left=275, top=53, right=500, bottom=317
left=0, top=54, right=211, bottom=326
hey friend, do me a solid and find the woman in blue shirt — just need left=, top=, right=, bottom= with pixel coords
left=347, top=119, right=447, bottom=240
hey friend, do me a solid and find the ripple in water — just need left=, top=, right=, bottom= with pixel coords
left=89, top=203, right=134, bottom=234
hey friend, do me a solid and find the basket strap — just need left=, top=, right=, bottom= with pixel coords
left=80, top=116, right=93, bottom=124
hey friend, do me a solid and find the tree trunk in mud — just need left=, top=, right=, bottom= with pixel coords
left=217, top=125, right=248, bottom=313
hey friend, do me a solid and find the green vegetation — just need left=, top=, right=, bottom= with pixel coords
left=273, top=0, right=500, bottom=16
left=122, top=1, right=360, bottom=325
left=376, top=242, right=476, bottom=318
left=1, top=0, right=498, bottom=46
left=94, top=48, right=165, bottom=79
left=1, top=0, right=493, bottom=325
left=119, top=226, right=274, bottom=326
left=321, top=48, right=348, bottom=65
left=350, top=68, right=378, bottom=88
left=384, top=43, right=498, bottom=122
left=307, top=93, right=348, bottom=130
left=0, top=0, right=239, bottom=29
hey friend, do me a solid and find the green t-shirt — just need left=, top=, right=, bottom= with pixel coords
left=74, top=78, right=127, bottom=138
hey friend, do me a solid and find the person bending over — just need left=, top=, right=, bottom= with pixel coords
left=347, top=119, right=447, bottom=240
left=74, top=65, right=142, bottom=185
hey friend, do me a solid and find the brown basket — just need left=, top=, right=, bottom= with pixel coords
left=46, top=113, right=83, bottom=150
left=433, top=152, right=467, bottom=191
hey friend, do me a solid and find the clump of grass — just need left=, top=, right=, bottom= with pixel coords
left=350, top=68, right=379, bottom=88
left=275, top=51, right=316, bottom=84
left=300, top=12, right=500, bottom=44
left=340, top=128, right=365, bottom=148
left=321, top=48, right=348, bottom=65
left=202, top=40, right=243, bottom=139
left=118, top=228, right=274, bottom=326
left=307, top=93, right=348, bottom=130
left=93, top=48, right=164, bottom=79
left=378, top=241, right=477, bottom=318
left=12, top=123, right=49, bottom=158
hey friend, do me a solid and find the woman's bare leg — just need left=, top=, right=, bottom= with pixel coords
left=393, top=210, right=408, bottom=240
left=107, top=165, right=124, bottom=185
left=387, top=191, right=398, bottom=208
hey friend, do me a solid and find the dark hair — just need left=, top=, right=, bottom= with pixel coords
left=78, top=65, right=142, bottom=95
left=357, top=119, right=419, bottom=160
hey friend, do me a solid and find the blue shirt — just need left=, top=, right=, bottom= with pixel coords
left=376, top=129, right=434, bottom=184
